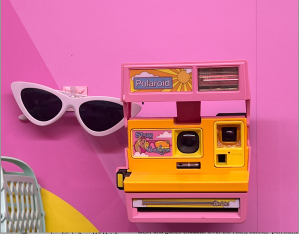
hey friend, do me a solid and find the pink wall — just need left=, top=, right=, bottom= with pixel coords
left=1, top=0, right=297, bottom=232
left=257, top=0, right=298, bottom=231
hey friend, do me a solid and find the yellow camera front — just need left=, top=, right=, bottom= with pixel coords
left=119, top=117, right=249, bottom=193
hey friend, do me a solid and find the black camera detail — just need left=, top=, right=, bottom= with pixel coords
left=217, top=154, right=226, bottom=163
left=177, top=131, right=199, bottom=153
left=222, top=127, right=237, bottom=142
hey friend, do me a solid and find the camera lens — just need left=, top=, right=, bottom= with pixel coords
left=222, top=127, right=237, bottom=142
left=177, top=131, right=199, bottom=153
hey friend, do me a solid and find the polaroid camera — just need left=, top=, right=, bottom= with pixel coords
left=116, top=61, right=251, bottom=223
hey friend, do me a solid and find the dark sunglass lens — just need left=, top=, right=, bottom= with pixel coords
left=21, top=88, right=62, bottom=121
left=79, top=101, right=124, bottom=132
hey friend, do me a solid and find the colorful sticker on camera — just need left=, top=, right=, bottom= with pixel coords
left=132, top=130, right=173, bottom=157
left=130, top=68, right=193, bottom=93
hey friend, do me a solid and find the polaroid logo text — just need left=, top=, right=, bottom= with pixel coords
left=134, top=77, right=172, bottom=90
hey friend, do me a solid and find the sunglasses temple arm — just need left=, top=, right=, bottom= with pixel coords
left=18, top=114, right=28, bottom=121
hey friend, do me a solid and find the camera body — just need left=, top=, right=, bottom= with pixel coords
left=117, top=61, right=251, bottom=223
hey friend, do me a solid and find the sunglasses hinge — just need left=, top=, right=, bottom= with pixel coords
left=62, top=86, right=88, bottom=97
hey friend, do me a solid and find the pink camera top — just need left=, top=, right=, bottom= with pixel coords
left=121, top=60, right=251, bottom=126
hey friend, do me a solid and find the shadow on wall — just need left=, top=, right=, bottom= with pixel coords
left=86, top=126, right=128, bottom=153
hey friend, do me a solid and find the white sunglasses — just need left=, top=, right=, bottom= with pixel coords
left=11, top=82, right=141, bottom=136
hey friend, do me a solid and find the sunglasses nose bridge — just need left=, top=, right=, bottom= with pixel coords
left=63, top=102, right=77, bottom=112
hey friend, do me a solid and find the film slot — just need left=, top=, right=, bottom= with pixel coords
left=176, top=162, right=201, bottom=169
